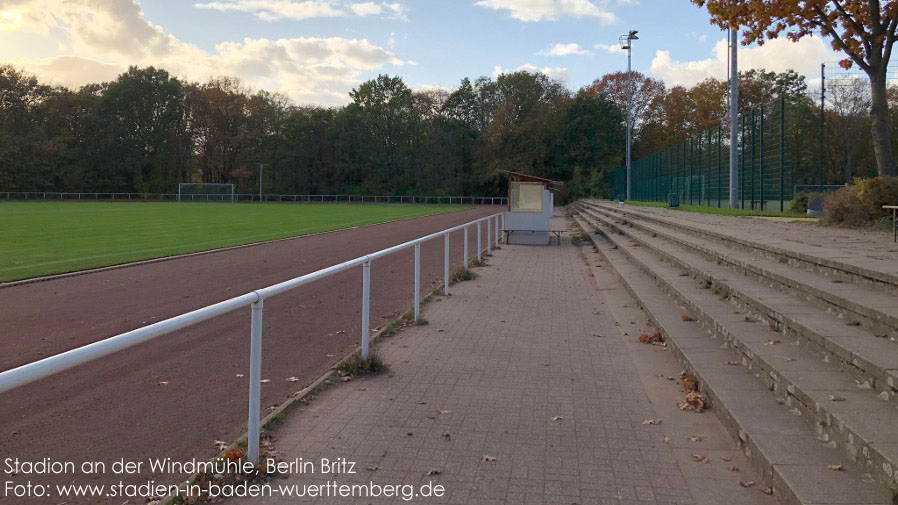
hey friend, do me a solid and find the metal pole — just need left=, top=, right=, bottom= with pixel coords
left=494, top=216, right=499, bottom=245
left=247, top=299, right=264, bottom=464
left=820, top=63, right=826, bottom=190
left=414, top=243, right=421, bottom=320
left=477, top=222, right=482, bottom=262
left=443, top=234, right=450, bottom=296
left=361, top=259, right=371, bottom=360
left=626, top=41, right=632, bottom=201
left=751, top=108, right=756, bottom=209
left=463, top=226, right=468, bottom=271
left=780, top=96, right=785, bottom=212
left=760, top=105, right=765, bottom=210
left=729, top=28, right=740, bottom=209
left=487, top=219, right=491, bottom=255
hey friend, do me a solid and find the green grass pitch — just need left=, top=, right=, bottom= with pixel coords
left=0, top=202, right=466, bottom=282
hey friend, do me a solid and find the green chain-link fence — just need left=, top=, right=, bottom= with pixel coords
left=611, top=97, right=799, bottom=211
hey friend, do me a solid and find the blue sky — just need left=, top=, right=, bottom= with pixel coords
left=0, top=0, right=839, bottom=105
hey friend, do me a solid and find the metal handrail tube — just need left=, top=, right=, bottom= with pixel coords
left=0, top=292, right=260, bottom=394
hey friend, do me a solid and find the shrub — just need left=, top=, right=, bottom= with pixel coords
left=856, top=176, right=898, bottom=220
left=823, top=186, right=870, bottom=227
left=823, top=176, right=898, bottom=227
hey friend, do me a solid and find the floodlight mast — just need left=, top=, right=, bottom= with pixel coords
left=620, top=30, right=639, bottom=201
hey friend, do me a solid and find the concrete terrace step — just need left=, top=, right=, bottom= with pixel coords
left=584, top=200, right=898, bottom=296
left=574, top=210, right=898, bottom=501
left=577, top=205, right=898, bottom=406
left=581, top=203, right=898, bottom=344
left=572, top=214, right=893, bottom=505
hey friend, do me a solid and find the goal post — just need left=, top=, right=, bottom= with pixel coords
left=177, top=183, right=236, bottom=203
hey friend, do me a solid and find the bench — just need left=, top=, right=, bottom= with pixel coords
left=503, top=229, right=564, bottom=245
left=885, top=205, right=898, bottom=242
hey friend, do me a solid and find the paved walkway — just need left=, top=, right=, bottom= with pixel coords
left=242, top=218, right=768, bottom=504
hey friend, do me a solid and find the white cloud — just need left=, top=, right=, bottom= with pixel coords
left=650, top=35, right=840, bottom=87
left=537, top=43, right=591, bottom=57
left=350, top=2, right=382, bottom=16
left=593, top=42, right=625, bottom=55
left=0, top=0, right=406, bottom=105
left=193, top=0, right=407, bottom=21
left=474, top=0, right=617, bottom=24
left=493, top=64, right=570, bottom=84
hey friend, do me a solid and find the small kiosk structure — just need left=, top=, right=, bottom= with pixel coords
left=500, top=170, right=563, bottom=245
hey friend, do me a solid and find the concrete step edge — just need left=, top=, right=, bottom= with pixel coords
left=572, top=214, right=893, bottom=505
left=580, top=204, right=898, bottom=341
left=583, top=200, right=898, bottom=294
left=578, top=205, right=898, bottom=397
left=576, top=211, right=898, bottom=497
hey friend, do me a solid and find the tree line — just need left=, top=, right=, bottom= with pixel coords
left=0, top=63, right=892, bottom=201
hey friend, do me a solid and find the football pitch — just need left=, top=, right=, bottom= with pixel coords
left=0, top=202, right=466, bottom=282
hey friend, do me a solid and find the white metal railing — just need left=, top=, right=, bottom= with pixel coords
left=1, top=192, right=508, bottom=205
left=0, top=212, right=506, bottom=463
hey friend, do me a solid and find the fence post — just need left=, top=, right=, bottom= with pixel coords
left=494, top=216, right=499, bottom=245
left=463, top=226, right=468, bottom=271
left=751, top=108, right=756, bottom=210
left=760, top=105, right=765, bottom=211
left=487, top=219, right=491, bottom=255
left=477, top=222, right=482, bottom=262
left=414, top=243, right=421, bottom=320
left=740, top=114, right=745, bottom=208
left=247, top=298, right=264, bottom=465
left=780, top=96, right=785, bottom=212
left=717, top=124, right=722, bottom=208
left=361, top=259, right=371, bottom=360
left=443, top=234, right=450, bottom=296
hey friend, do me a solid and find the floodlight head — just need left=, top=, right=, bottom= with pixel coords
left=629, top=30, right=639, bottom=39
left=619, top=34, right=630, bottom=49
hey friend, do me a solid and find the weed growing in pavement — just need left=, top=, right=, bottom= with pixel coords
left=416, top=317, right=429, bottom=326
left=450, top=266, right=477, bottom=283
left=470, top=257, right=487, bottom=268
left=338, top=347, right=388, bottom=376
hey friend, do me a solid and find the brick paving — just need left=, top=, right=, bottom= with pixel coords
left=242, top=224, right=696, bottom=505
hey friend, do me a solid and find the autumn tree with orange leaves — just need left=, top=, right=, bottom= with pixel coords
left=692, top=0, right=897, bottom=176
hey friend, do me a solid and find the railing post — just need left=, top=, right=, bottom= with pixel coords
left=443, top=233, right=450, bottom=296
left=463, top=226, right=468, bottom=271
left=247, top=298, right=264, bottom=465
left=487, top=219, right=491, bottom=255
left=494, top=215, right=499, bottom=245
left=414, top=243, right=421, bottom=320
left=477, top=222, right=482, bottom=262
left=361, top=259, right=371, bottom=360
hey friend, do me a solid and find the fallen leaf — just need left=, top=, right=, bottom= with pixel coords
left=286, top=376, right=300, bottom=382
left=727, top=466, right=739, bottom=472
left=827, top=464, right=844, bottom=471
left=762, top=487, right=774, bottom=495
left=828, top=395, right=846, bottom=402
left=720, top=456, right=732, bottom=462
left=682, top=374, right=697, bottom=393
left=426, top=469, right=441, bottom=476
left=157, top=381, right=169, bottom=386
left=261, top=379, right=271, bottom=383
left=642, top=419, right=662, bottom=425
left=443, top=433, right=451, bottom=441
left=682, top=391, right=708, bottom=413
left=336, top=330, right=345, bottom=334
left=340, top=376, right=352, bottom=382
left=691, top=454, right=709, bottom=463
left=738, top=481, right=755, bottom=488
left=366, top=465, right=378, bottom=471
left=551, top=416, right=564, bottom=421
left=763, top=339, right=781, bottom=346
left=784, top=357, right=796, bottom=362
left=688, top=436, right=702, bottom=442
left=663, top=437, right=670, bottom=443
left=236, top=374, right=244, bottom=378
left=438, top=410, right=451, bottom=415
left=726, top=360, right=741, bottom=366
left=214, top=440, right=229, bottom=451
left=481, top=455, right=497, bottom=462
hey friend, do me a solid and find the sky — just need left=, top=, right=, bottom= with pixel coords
left=0, top=0, right=843, bottom=106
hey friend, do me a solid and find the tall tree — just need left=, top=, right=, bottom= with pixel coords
left=693, top=0, right=898, bottom=175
